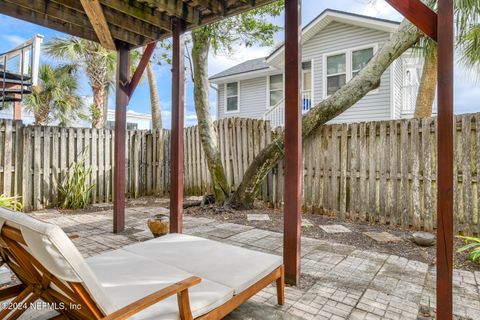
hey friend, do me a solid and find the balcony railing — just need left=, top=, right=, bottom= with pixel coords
left=263, top=90, right=313, bottom=128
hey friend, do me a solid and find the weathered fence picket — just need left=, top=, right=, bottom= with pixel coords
left=0, top=115, right=478, bottom=234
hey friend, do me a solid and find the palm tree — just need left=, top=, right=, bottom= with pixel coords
left=414, top=0, right=480, bottom=118
left=44, top=37, right=116, bottom=128
left=24, top=64, right=82, bottom=126
left=146, top=61, right=162, bottom=130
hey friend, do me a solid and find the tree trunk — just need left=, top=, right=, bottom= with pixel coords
left=192, top=30, right=230, bottom=203
left=229, top=19, right=422, bottom=209
left=147, top=62, right=162, bottom=130
left=91, top=85, right=106, bottom=128
left=414, top=49, right=437, bottom=118
left=34, top=104, right=49, bottom=125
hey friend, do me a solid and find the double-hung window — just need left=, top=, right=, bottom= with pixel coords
left=225, top=82, right=239, bottom=112
left=269, top=74, right=283, bottom=108
left=324, top=45, right=376, bottom=97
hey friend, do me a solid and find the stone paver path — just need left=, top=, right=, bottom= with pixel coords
left=319, top=224, right=352, bottom=234
left=9, top=207, right=480, bottom=319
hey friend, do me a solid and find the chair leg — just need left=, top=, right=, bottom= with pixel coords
left=276, top=266, right=285, bottom=306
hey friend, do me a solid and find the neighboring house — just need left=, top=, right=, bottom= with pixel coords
left=209, top=9, right=422, bottom=127
left=106, top=109, right=152, bottom=130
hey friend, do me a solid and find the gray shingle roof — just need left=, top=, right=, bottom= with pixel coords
left=209, top=57, right=269, bottom=80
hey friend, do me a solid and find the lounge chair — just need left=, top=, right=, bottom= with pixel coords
left=0, top=208, right=284, bottom=319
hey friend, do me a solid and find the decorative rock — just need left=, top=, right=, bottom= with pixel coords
left=247, top=214, right=271, bottom=221
left=412, top=231, right=435, bottom=247
left=302, top=219, right=314, bottom=228
left=364, top=231, right=402, bottom=243
left=320, top=224, right=351, bottom=233
left=147, top=214, right=169, bottom=238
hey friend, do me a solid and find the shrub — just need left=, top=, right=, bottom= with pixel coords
left=458, top=236, right=480, bottom=263
left=0, top=195, right=22, bottom=211
left=58, top=151, right=95, bottom=209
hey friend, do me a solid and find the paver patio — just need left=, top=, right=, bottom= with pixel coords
left=11, top=206, right=480, bottom=320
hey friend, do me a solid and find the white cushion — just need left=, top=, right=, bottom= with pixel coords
left=86, top=248, right=233, bottom=320
left=123, top=234, right=283, bottom=294
left=0, top=208, right=116, bottom=314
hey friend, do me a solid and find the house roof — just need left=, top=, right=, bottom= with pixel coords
left=267, top=9, right=400, bottom=64
left=209, top=57, right=270, bottom=81
left=209, top=9, right=401, bottom=81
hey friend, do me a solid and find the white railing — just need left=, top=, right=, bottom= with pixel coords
left=262, top=90, right=313, bottom=128
left=263, top=98, right=285, bottom=128
left=401, top=84, right=419, bottom=115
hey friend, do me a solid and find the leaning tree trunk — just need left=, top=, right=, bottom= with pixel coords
left=229, top=19, right=422, bottom=209
left=192, top=30, right=230, bottom=203
left=147, top=62, right=162, bottom=130
left=414, top=49, right=437, bottom=118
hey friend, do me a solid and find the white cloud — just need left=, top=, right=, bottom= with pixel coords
left=2, top=35, right=27, bottom=46
left=208, top=46, right=272, bottom=75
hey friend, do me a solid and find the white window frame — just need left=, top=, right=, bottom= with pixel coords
left=266, top=73, right=285, bottom=110
left=322, top=43, right=378, bottom=99
left=224, top=81, right=240, bottom=114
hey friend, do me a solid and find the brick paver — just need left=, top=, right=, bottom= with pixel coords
left=9, top=206, right=480, bottom=319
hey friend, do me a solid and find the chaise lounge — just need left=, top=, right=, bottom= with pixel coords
left=0, top=208, right=284, bottom=319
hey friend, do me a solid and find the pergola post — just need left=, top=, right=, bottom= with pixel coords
left=284, top=0, right=302, bottom=285
left=436, top=0, right=454, bottom=318
left=170, top=17, right=186, bottom=234
left=113, top=44, right=130, bottom=234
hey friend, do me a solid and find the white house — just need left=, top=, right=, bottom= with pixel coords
left=209, top=9, right=422, bottom=127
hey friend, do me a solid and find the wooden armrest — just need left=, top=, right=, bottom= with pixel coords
left=101, top=276, right=201, bottom=320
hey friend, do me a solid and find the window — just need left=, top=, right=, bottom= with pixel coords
left=324, top=46, right=376, bottom=97
left=326, top=53, right=346, bottom=96
left=352, top=48, right=374, bottom=77
left=269, top=74, right=283, bottom=108
left=225, top=82, right=239, bottom=112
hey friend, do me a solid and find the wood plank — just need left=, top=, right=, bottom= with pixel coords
left=21, top=127, right=31, bottom=211
left=33, top=126, right=41, bottom=210
left=43, top=126, right=51, bottom=206
left=400, top=120, right=409, bottom=229
left=339, top=123, right=348, bottom=218
left=368, top=122, right=376, bottom=221
left=359, top=122, right=367, bottom=220
left=411, top=119, right=421, bottom=229
left=3, top=121, right=12, bottom=197
left=13, top=121, right=23, bottom=209
left=379, top=122, right=387, bottom=224
left=349, top=123, right=358, bottom=218
left=98, top=129, right=105, bottom=202
left=330, top=125, right=339, bottom=213
left=422, top=118, right=434, bottom=231
left=461, top=115, right=473, bottom=234
left=80, top=0, right=116, bottom=50
left=389, top=121, right=398, bottom=226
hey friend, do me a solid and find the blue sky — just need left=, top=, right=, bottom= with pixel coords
left=1, top=0, right=479, bottom=128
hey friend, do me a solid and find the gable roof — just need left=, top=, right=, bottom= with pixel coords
left=267, top=9, right=400, bottom=64
left=209, top=57, right=270, bottom=81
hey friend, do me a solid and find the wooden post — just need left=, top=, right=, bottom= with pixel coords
left=113, top=43, right=130, bottom=234
left=170, top=17, right=185, bottom=234
left=436, top=0, right=454, bottom=318
left=283, top=0, right=302, bottom=285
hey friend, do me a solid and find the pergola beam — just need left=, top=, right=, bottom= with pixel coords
left=189, top=0, right=225, bottom=15
left=170, top=17, right=186, bottom=234
left=129, top=42, right=157, bottom=98
left=436, top=0, right=454, bottom=318
left=100, top=0, right=172, bottom=31
left=144, top=0, right=200, bottom=25
left=113, top=43, right=131, bottom=233
left=385, top=0, right=437, bottom=41
left=284, top=0, right=302, bottom=286
left=80, top=0, right=116, bottom=50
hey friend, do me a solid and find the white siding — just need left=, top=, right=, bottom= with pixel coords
left=302, top=21, right=393, bottom=123
left=218, top=76, right=268, bottom=119
left=216, top=20, right=404, bottom=123
left=393, top=58, right=405, bottom=119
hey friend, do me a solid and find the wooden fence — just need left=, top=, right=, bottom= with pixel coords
left=0, top=115, right=478, bottom=234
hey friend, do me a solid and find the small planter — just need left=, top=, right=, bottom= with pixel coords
left=147, top=214, right=170, bottom=238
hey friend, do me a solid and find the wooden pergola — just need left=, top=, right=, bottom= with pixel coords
left=0, top=0, right=454, bottom=318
